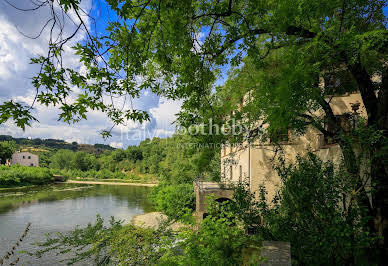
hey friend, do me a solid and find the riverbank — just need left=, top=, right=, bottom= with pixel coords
left=0, top=184, right=38, bottom=191
left=0, top=183, right=154, bottom=265
left=0, top=165, right=54, bottom=188
left=131, top=212, right=184, bottom=230
left=65, top=179, right=158, bottom=187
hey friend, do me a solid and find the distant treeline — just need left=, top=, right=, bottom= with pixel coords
left=0, top=134, right=219, bottom=188
left=0, top=135, right=114, bottom=154
left=42, top=134, right=219, bottom=183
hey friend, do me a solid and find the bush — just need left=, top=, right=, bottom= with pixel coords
left=0, top=165, right=53, bottom=187
left=161, top=201, right=263, bottom=265
left=30, top=209, right=262, bottom=265
left=255, top=153, right=376, bottom=265
left=149, top=183, right=195, bottom=222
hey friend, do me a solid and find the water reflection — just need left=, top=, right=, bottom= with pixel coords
left=0, top=183, right=154, bottom=265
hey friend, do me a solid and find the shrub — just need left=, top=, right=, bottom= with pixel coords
left=30, top=216, right=172, bottom=265
left=149, top=183, right=195, bottom=222
left=255, top=153, right=376, bottom=265
left=0, top=165, right=53, bottom=187
left=30, top=210, right=262, bottom=265
left=161, top=201, right=263, bottom=265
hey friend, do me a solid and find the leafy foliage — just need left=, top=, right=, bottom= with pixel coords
left=163, top=202, right=263, bottom=266
left=1, top=132, right=219, bottom=186
left=149, top=183, right=195, bottom=222
left=0, top=165, right=54, bottom=186
left=1, top=0, right=387, bottom=261
left=0, top=141, right=17, bottom=164
left=30, top=206, right=262, bottom=265
left=248, top=153, right=377, bottom=265
left=0, top=135, right=114, bottom=154
left=2, top=0, right=385, bottom=139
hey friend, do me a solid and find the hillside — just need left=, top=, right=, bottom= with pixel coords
left=0, top=135, right=115, bottom=154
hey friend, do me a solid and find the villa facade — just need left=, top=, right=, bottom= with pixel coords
left=195, top=92, right=368, bottom=219
left=11, top=152, right=39, bottom=167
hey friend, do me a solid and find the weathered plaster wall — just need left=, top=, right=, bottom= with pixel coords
left=11, top=152, right=39, bottom=167
left=220, top=93, right=366, bottom=203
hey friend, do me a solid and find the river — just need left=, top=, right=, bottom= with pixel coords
left=0, top=183, right=154, bottom=265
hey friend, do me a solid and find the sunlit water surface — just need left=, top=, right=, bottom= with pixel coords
left=0, top=183, right=154, bottom=265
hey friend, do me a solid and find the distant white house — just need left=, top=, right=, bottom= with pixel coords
left=11, top=152, right=39, bottom=167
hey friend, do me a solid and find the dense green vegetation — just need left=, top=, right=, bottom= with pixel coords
left=48, top=134, right=218, bottom=181
left=255, top=153, right=375, bottom=265
left=33, top=153, right=375, bottom=265
left=0, top=135, right=113, bottom=154
left=0, top=133, right=218, bottom=190
left=0, top=0, right=387, bottom=264
left=0, top=141, right=16, bottom=164
left=149, top=183, right=195, bottom=222
left=30, top=199, right=262, bottom=265
left=0, top=165, right=53, bottom=187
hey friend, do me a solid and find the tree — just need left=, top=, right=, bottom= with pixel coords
left=50, top=149, right=75, bottom=169
left=149, top=182, right=195, bottom=222
left=0, top=141, right=16, bottom=164
left=126, top=146, right=143, bottom=162
left=1, top=0, right=387, bottom=259
left=260, top=153, right=375, bottom=265
left=111, top=149, right=126, bottom=162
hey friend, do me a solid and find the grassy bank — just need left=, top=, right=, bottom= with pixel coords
left=70, top=178, right=157, bottom=183
left=55, top=169, right=158, bottom=183
left=0, top=165, right=158, bottom=188
left=0, top=165, right=54, bottom=187
left=65, top=179, right=157, bottom=187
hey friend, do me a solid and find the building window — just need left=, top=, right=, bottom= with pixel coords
left=239, top=165, right=242, bottom=182
left=23, top=156, right=25, bottom=159
left=30, top=163, right=34, bottom=166
left=28, top=156, right=31, bottom=159
left=230, top=165, right=233, bottom=180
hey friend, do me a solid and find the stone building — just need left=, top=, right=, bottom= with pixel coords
left=11, top=152, right=39, bottom=167
left=194, top=92, right=367, bottom=219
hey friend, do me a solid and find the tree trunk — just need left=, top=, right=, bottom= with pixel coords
left=371, top=144, right=388, bottom=263
left=348, top=62, right=388, bottom=264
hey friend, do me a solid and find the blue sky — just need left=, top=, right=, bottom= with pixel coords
left=0, top=0, right=387, bottom=148
left=0, top=0, right=182, bottom=148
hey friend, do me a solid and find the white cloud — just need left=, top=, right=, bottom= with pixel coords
left=0, top=0, right=111, bottom=145
left=65, top=138, right=83, bottom=144
left=0, top=0, right=91, bottom=98
left=0, top=1, right=183, bottom=147
left=191, top=31, right=204, bottom=54
left=109, top=141, right=123, bottom=149
left=150, top=97, right=182, bottom=129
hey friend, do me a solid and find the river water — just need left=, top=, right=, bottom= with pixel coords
left=0, top=183, right=154, bottom=265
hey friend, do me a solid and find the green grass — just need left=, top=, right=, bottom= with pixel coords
left=69, top=178, right=158, bottom=184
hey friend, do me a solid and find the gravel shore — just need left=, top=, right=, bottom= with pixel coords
left=131, top=212, right=184, bottom=231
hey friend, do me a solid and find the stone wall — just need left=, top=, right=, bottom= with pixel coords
left=194, top=181, right=234, bottom=220
left=11, top=152, right=39, bottom=167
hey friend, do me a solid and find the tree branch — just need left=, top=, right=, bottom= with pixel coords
left=347, top=61, right=378, bottom=125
